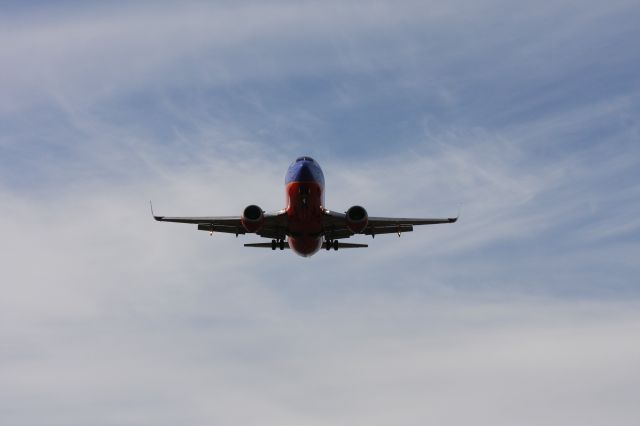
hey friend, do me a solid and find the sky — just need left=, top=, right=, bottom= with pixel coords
left=1, top=1, right=640, bottom=425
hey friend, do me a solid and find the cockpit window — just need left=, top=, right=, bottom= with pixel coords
left=296, top=156, right=315, bottom=162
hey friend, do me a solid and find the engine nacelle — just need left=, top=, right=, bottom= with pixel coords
left=241, top=205, right=264, bottom=233
left=346, top=205, right=368, bottom=234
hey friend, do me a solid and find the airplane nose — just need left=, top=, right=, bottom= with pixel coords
left=293, top=163, right=314, bottom=181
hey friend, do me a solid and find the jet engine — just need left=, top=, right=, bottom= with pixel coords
left=241, top=205, right=264, bottom=232
left=346, top=205, right=368, bottom=234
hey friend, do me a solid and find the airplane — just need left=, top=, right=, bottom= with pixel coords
left=151, top=156, right=457, bottom=257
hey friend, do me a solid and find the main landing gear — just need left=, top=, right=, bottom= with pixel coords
left=325, top=240, right=339, bottom=251
left=271, top=239, right=285, bottom=250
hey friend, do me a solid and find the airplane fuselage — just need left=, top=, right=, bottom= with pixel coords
left=285, top=157, right=325, bottom=257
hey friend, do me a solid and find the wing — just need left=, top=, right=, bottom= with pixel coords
left=322, top=209, right=457, bottom=240
left=151, top=202, right=288, bottom=238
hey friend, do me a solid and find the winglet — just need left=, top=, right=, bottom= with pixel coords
left=150, top=200, right=163, bottom=221
left=450, top=204, right=462, bottom=223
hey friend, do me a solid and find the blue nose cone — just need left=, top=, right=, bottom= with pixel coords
left=293, top=163, right=314, bottom=181
left=285, top=159, right=325, bottom=185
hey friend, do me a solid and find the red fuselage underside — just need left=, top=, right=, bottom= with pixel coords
left=286, top=181, right=324, bottom=257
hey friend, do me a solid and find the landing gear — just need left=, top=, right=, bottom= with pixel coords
left=279, top=239, right=285, bottom=250
left=272, top=239, right=285, bottom=250
left=271, top=239, right=276, bottom=250
left=325, top=240, right=339, bottom=251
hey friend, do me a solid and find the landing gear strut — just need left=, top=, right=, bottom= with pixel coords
left=272, top=239, right=286, bottom=250
left=325, top=240, right=339, bottom=251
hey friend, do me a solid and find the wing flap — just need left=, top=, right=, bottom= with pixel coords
left=323, top=228, right=354, bottom=240
left=197, top=224, right=246, bottom=234
left=364, top=224, right=413, bottom=235
left=257, top=227, right=287, bottom=240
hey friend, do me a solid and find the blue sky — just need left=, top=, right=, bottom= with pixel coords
left=1, top=1, right=640, bottom=425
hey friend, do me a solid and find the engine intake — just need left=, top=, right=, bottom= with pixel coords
left=241, top=205, right=264, bottom=232
left=346, top=205, right=368, bottom=234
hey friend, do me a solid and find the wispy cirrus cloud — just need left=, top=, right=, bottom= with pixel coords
left=1, top=0, right=640, bottom=424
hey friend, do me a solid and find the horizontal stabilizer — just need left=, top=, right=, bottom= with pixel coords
left=322, top=242, right=368, bottom=249
left=244, top=242, right=290, bottom=249
left=244, top=241, right=368, bottom=249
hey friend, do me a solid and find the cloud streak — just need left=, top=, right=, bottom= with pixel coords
left=1, top=0, right=640, bottom=424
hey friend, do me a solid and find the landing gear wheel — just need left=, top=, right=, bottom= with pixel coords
left=325, top=240, right=331, bottom=250
left=279, top=239, right=285, bottom=250
left=271, top=240, right=276, bottom=250
left=333, top=240, right=339, bottom=251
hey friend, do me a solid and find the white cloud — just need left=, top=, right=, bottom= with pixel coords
left=2, top=0, right=637, bottom=114
left=2, top=0, right=640, bottom=424
left=2, top=277, right=640, bottom=425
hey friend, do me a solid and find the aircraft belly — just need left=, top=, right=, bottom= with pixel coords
left=286, top=181, right=324, bottom=256
left=287, top=236, right=322, bottom=257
